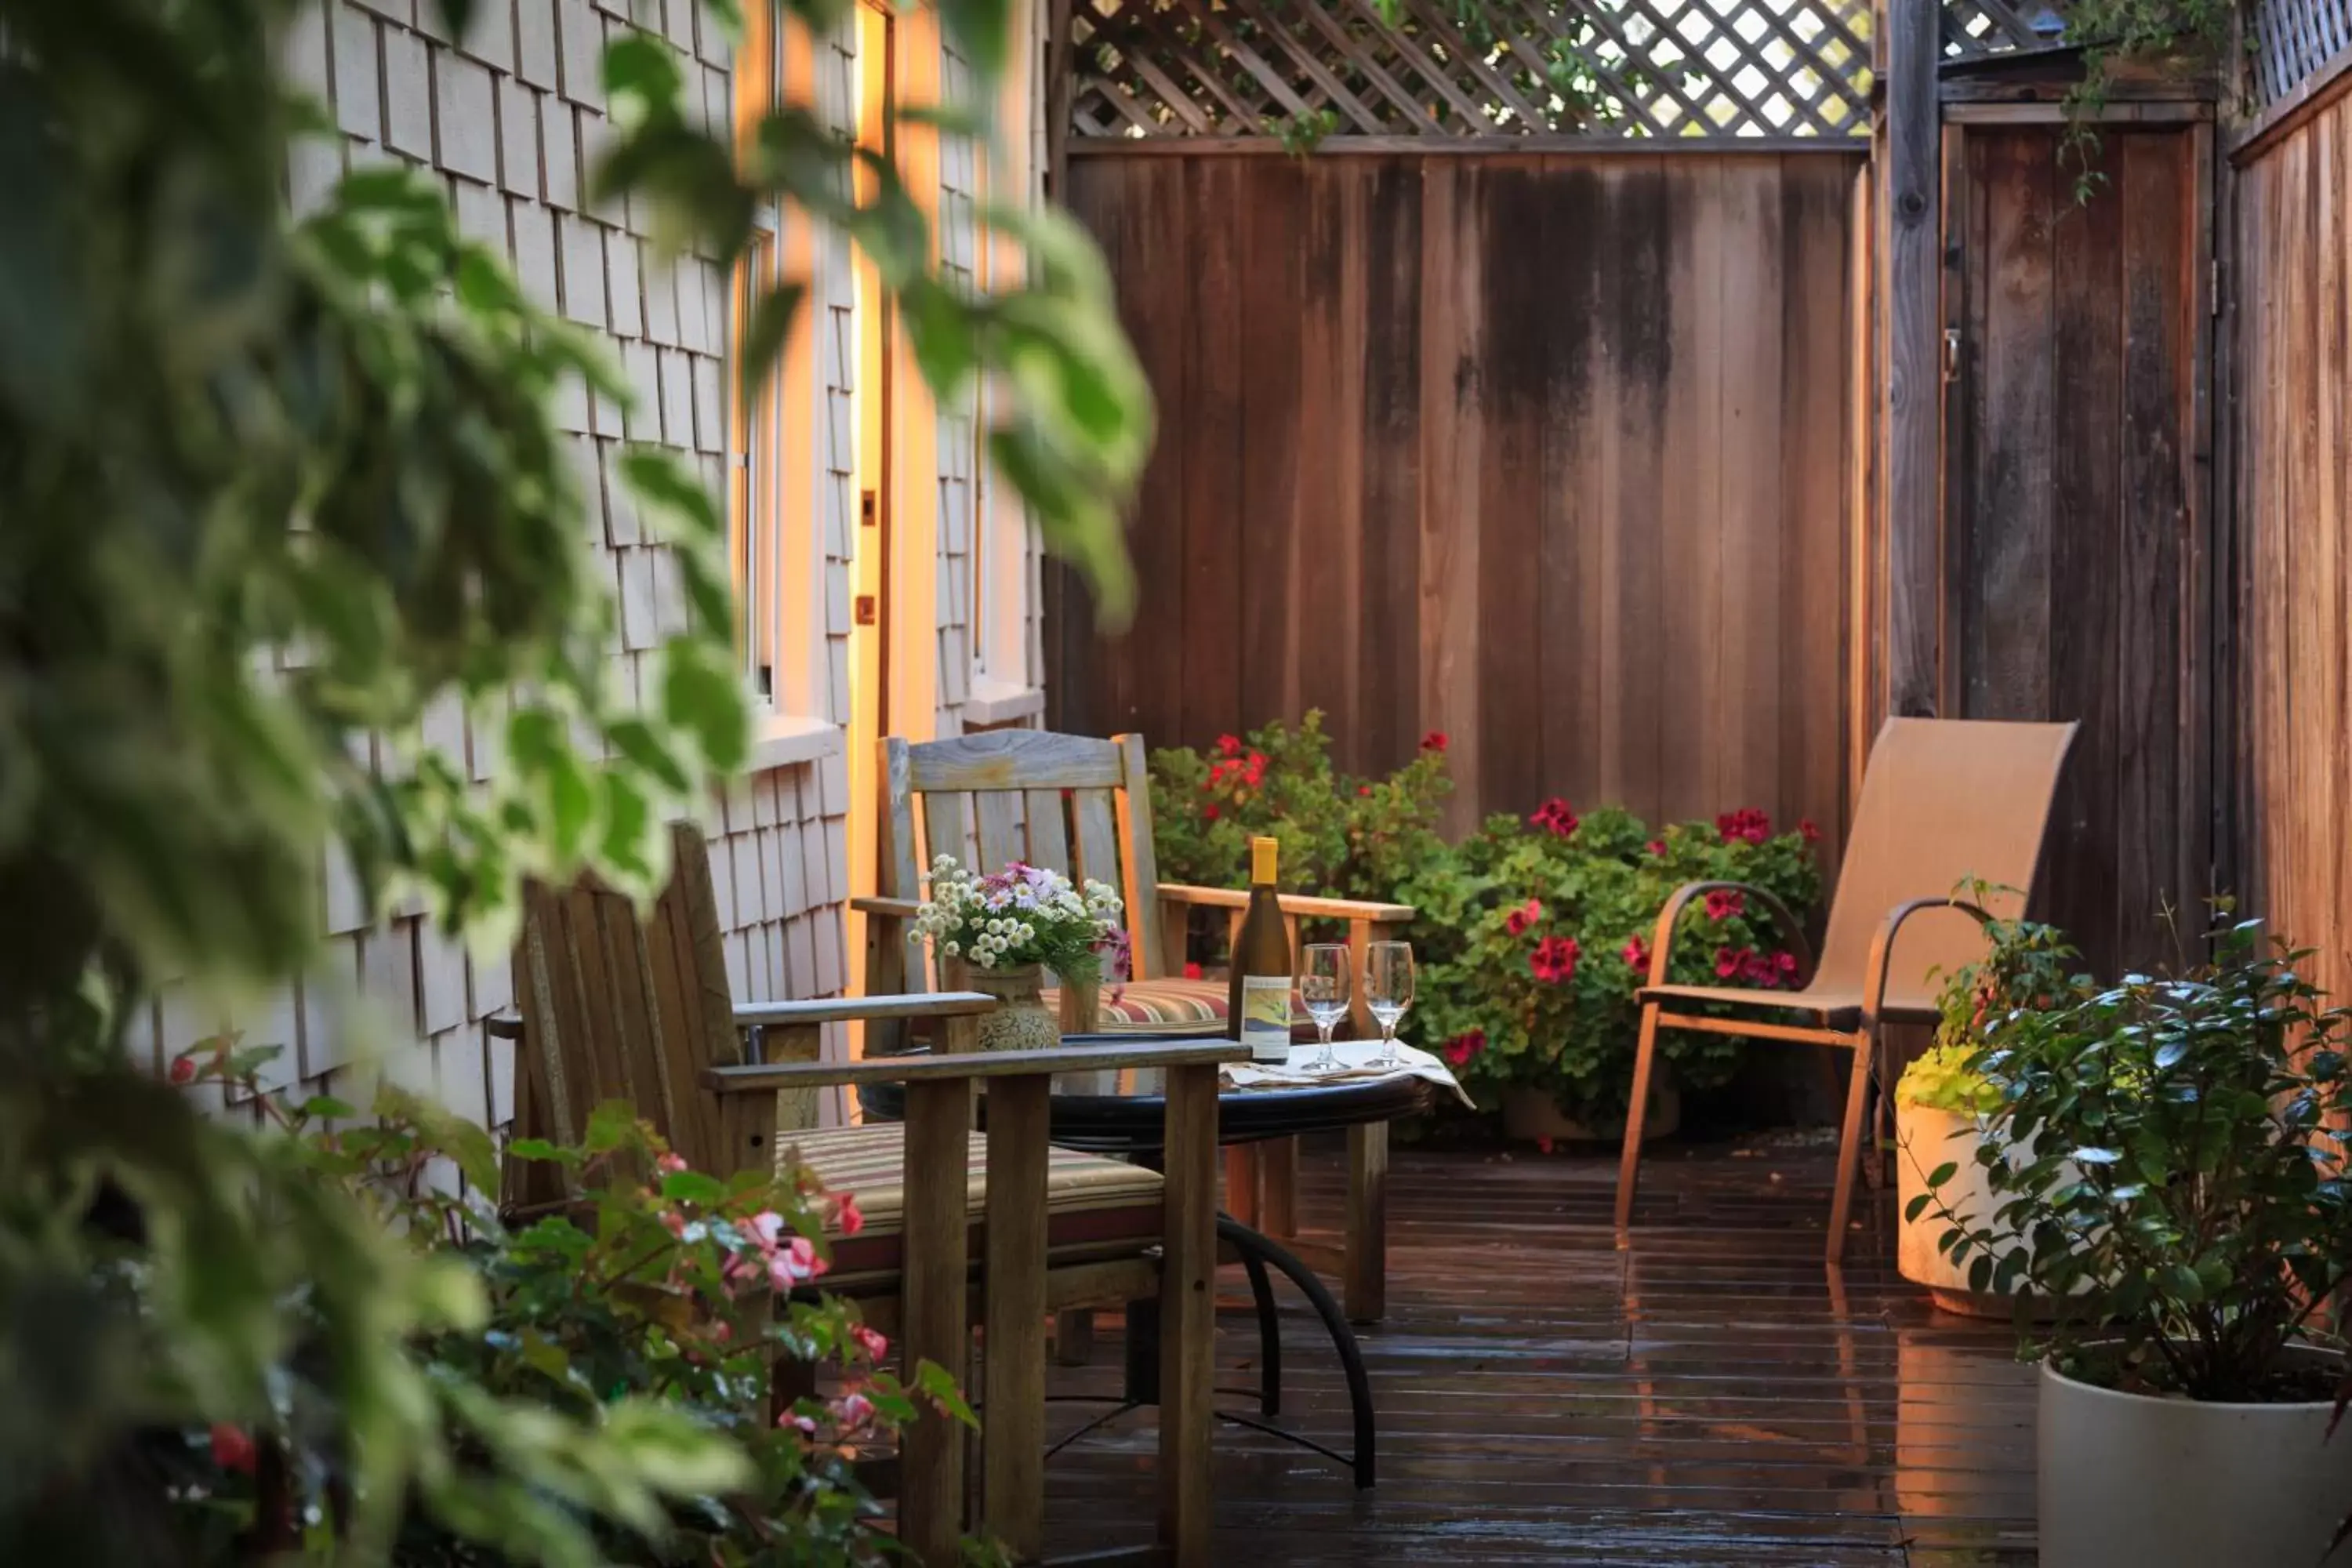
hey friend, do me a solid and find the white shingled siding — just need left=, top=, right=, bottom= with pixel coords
left=150, top=0, right=862, bottom=1125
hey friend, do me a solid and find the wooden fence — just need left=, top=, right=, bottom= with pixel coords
left=2235, top=68, right=2352, bottom=1006
left=1048, top=148, right=1865, bottom=848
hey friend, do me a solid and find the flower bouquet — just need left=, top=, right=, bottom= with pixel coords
left=911, top=857, right=1125, bottom=1050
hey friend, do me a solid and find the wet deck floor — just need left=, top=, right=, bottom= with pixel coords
left=1040, top=1140, right=2037, bottom=1566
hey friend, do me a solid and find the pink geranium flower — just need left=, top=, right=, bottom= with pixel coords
left=1443, top=1029, right=1486, bottom=1068
left=1621, top=935, right=1650, bottom=971
left=1504, top=897, right=1543, bottom=936
left=1530, top=797, right=1581, bottom=838
left=1704, top=888, right=1745, bottom=921
left=1715, top=808, right=1771, bottom=845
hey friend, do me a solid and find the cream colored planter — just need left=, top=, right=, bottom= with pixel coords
left=1894, top=1104, right=2025, bottom=1315
left=2040, top=1350, right=2352, bottom=1567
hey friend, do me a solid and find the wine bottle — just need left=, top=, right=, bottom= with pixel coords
left=1228, top=836, right=1293, bottom=1065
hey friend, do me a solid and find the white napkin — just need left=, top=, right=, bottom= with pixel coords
left=1221, top=1040, right=1475, bottom=1109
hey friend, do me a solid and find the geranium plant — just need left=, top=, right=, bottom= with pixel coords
left=912, top=857, right=1125, bottom=979
left=1150, top=713, right=1453, bottom=907
left=1919, top=914, right=2352, bottom=1403
left=1405, top=804, right=1822, bottom=1126
left=138, top=1042, right=980, bottom=1566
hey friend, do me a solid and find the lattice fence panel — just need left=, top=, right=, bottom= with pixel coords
left=1068, top=0, right=1875, bottom=141
left=2248, top=0, right=2352, bottom=105
left=1937, top=0, right=2048, bottom=57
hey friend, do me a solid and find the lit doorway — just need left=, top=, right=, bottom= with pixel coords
left=842, top=0, right=896, bottom=1040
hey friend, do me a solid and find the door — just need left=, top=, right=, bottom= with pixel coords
left=1940, top=120, right=2212, bottom=977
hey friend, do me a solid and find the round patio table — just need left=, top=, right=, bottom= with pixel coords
left=856, top=1035, right=1436, bottom=1487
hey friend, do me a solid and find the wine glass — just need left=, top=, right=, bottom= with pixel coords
left=1299, top=944, right=1352, bottom=1071
left=1366, top=941, right=1414, bottom=1069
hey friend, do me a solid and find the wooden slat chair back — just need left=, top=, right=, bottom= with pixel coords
left=497, top=818, right=1237, bottom=1566
left=502, top=821, right=815, bottom=1215
left=868, top=730, right=1169, bottom=1021
left=1613, top=717, right=2078, bottom=1261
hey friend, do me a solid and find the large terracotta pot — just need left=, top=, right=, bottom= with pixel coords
left=2039, top=1347, right=2352, bottom=1567
left=1502, top=1081, right=1679, bottom=1144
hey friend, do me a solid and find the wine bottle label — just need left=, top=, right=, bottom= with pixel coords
left=1240, top=975, right=1291, bottom=1064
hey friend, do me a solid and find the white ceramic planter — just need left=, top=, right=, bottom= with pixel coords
left=2039, top=1349, right=2352, bottom=1568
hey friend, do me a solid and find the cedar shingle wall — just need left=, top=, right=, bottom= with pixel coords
left=151, top=0, right=855, bottom=1124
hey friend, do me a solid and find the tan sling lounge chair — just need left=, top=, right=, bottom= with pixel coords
left=1613, top=717, right=2078, bottom=1262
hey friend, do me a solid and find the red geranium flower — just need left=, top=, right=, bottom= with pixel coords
left=1774, top=950, right=1799, bottom=981
left=1202, top=804, right=1220, bottom=821
left=209, top=1424, right=258, bottom=1475
left=1646, top=839, right=1667, bottom=857
left=1443, top=1028, right=1486, bottom=1068
left=1421, top=731, right=1450, bottom=753
left=1183, top=961, right=1203, bottom=981
left=1243, top=751, right=1267, bottom=788
left=1715, top=945, right=1749, bottom=980
left=835, top=1193, right=865, bottom=1237
left=1530, top=935, right=1581, bottom=984
left=1358, top=784, right=1373, bottom=797
left=1216, top=734, right=1243, bottom=757
left=1704, top=888, right=1745, bottom=921
left=1715, top=808, right=1771, bottom=845
left=169, top=1054, right=198, bottom=1085
left=1800, top=818, right=1821, bottom=844
left=1621, top=935, right=1650, bottom=971
left=1530, top=797, right=1580, bottom=838
left=1504, top=897, right=1543, bottom=936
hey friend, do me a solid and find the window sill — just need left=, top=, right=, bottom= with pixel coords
left=964, top=679, right=1046, bottom=727
left=746, top=713, right=844, bottom=772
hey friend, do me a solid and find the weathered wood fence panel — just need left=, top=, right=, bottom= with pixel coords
left=2236, top=82, right=2352, bottom=1006
left=1049, top=151, right=1863, bottom=848
left=1941, top=123, right=2209, bottom=980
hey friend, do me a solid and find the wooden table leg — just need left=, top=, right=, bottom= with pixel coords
left=1159, top=1063, right=1218, bottom=1566
left=1344, top=1121, right=1388, bottom=1324
left=900, top=1080, right=971, bottom=1566
left=1260, top=1136, right=1298, bottom=1238
left=982, top=1074, right=1051, bottom=1561
left=1223, top=1143, right=1260, bottom=1227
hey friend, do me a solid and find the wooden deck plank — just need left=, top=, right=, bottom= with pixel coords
left=1035, top=1146, right=2034, bottom=1565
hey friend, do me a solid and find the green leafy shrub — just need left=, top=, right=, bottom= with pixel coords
left=1894, top=1042, right=2002, bottom=1116
left=1149, top=722, right=1823, bottom=1125
left=1920, top=914, right=2352, bottom=1403
left=127, top=1044, right=974, bottom=1566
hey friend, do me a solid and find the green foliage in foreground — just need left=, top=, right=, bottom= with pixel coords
left=0, top=0, right=1147, bottom=1557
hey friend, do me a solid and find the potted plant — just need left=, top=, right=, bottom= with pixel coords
left=1896, top=915, right=2090, bottom=1312
left=911, top=855, right=1126, bottom=1050
left=1920, top=916, right=2352, bottom=1567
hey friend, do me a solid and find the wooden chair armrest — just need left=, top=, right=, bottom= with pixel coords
left=732, top=993, right=995, bottom=1029
left=851, top=895, right=923, bottom=921
left=1643, top=880, right=1817, bottom=987
left=702, top=1040, right=1247, bottom=1094
left=1156, top=883, right=1415, bottom=924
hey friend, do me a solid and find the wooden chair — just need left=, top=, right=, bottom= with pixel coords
left=855, top=728, right=1416, bottom=1319
left=498, top=821, right=1241, bottom=1566
left=1612, top=717, right=2078, bottom=1263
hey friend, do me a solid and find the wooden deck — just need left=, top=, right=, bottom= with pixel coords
left=1037, top=1141, right=2037, bottom=1565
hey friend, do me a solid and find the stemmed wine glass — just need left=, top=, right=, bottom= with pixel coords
left=1299, top=944, right=1352, bottom=1072
left=1366, top=941, right=1414, bottom=1069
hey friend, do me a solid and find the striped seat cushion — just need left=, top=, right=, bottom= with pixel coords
left=1040, top=975, right=1312, bottom=1036
left=777, top=1123, right=1164, bottom=1289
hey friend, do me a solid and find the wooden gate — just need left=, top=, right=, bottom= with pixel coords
left=1938, top=117, right=2214, bottom=977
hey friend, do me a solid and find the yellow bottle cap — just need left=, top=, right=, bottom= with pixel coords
left=1250, top=836, right=1279, bottom=884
